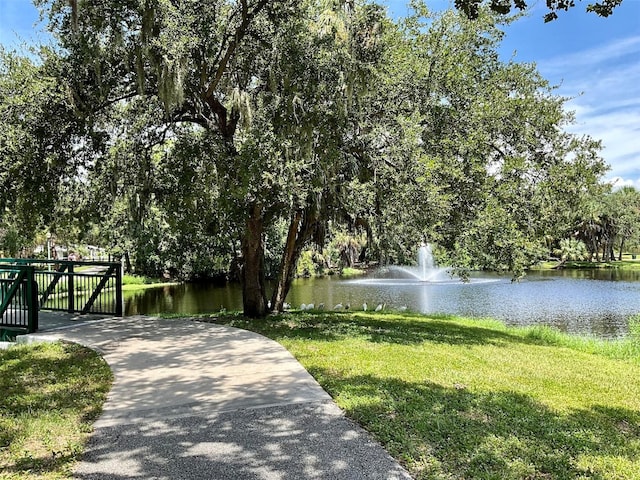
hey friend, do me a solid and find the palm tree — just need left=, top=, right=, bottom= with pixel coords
left=554, top=238, right=589, bottom=267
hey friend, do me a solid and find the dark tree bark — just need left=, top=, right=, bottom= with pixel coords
left=271, top=209, right=318, bottom=313
left=242, top=203, right=267, bottom=318
left=271, top=211, right=302, bottom=313
left=123, top=251, right=132, bottom=273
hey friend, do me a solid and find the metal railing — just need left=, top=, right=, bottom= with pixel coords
left=0, top=259, right=123, bottom=318
left=0, top=266, right=38, bottom=334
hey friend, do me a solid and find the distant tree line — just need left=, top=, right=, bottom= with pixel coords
left=564, top=186, right=640, bottom=263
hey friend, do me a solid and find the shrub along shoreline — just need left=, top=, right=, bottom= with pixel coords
left=210, top=311, right=640, bottom=479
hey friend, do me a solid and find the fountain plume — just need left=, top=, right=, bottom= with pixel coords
left=384, top=243, right=449, bottom=282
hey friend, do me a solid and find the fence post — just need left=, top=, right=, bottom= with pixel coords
left=115, top=262, right=123, bottom=316
left=27, top=268, right=38, bottom=333
left=68, top=263, right=75, bottom=313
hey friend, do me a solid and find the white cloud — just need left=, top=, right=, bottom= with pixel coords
left=542, top=36, right=640, bottom=74
left=539, top=36, right=640, bottom=183
left=566, top=105, right=640, bottom=173
left=606, top=176, right=640, bottom=191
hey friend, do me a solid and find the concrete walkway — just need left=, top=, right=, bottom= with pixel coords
left=24, top=316, right=412, bottom=479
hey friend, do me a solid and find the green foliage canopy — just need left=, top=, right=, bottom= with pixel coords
left=0, top=0, right=613, bottom=315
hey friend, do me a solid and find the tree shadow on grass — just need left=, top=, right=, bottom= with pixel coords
left=0, top=343, right=110, bottom=419
left=213, top=312, right=540, bottom=348
left=0, top=343, right=111, bottom=477
left=308, top=369, right=640, bottom=479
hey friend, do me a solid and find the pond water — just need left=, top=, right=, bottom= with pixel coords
left=124, top=269, right=640, bottom=339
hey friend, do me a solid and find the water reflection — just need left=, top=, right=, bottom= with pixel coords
left=124, top=270, right=640, bottom=339
left=125, top=282, right=245, bottom=316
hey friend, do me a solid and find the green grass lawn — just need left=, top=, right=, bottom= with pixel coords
left=213, top=312, right=640, bottom=479
left=0, top=342, right=112, bottom=479
left=535, top=258, right=640, bottom=270
left=121, top=274, right=181, bottom=291
left=340, top=267, right=367, bottom=277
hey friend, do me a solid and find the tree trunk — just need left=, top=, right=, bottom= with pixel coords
left=355, top=217, right=372, bottom=264
left=123, top=251, right=133, bottom=273
left=242, top=203, right=267, bottom=318
left=271, top=210, right=316, bottom=313
left=271, top=211, right=303, bottom=312
left=619, top=238, right=625, bottom=261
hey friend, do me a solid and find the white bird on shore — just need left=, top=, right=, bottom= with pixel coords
left=300, top=303, right=307, bottom=311
left=307, top=303, right=315, bottom=310
left=398, top=305, right=407, bottom=312
left=375, top=303, right=385, bottom=312
left=334, top=303, right=343, bottom=310
left=363, top=302, right=367, bottom=311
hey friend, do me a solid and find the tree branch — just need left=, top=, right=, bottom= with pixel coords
left=203, top=0, right=270, bottom=100
left=95, top=89, right=150, bottom=113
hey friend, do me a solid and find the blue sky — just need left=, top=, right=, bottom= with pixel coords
left=1, top=0, right=639, bottom=187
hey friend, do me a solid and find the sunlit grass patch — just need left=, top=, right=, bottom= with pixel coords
left=340, top=267, right=367, bottom=277
left=534, top=259, right=640, bottom=270
left=213, top=311, right=640, bottom=479
left=522, top=323, right=640, bottom=363
left=0, top=342, right=112, bottom=479
left=121, top=274, right=181, bottom=291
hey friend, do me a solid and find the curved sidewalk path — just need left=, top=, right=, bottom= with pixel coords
left=27, top=316, right=411, bottom=479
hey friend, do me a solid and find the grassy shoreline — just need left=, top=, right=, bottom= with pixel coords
left=120, top=268, right=370, bottom=292
left=210, top=311, right=640, bottom=479
left=122, top=281, right=181, bottom=291
left=121, top=274, right=181, bottom=291
left=533, top=256, right=640, bottom=271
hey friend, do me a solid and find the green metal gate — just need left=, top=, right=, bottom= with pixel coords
left=0, top=259, right=123, bottom=334
left=0, top=265, right=38, bottom=335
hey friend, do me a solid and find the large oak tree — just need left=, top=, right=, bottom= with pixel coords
left=1, top=0, right=614, bottom=317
